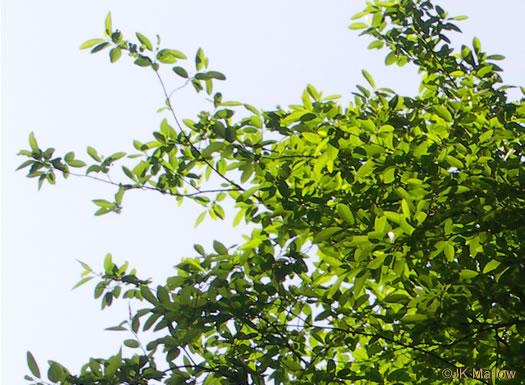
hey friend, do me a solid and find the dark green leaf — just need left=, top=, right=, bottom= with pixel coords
left=47, top=362, right=64, bottom=382
left=213, top=240, right=228, bottom=255
left=124, top=339, right=140, bottom=348
left=27, top=352, right=40, bottom=378
left=91, top=42, right=110, bottom=54
left=172, top=66, right=188, bottom=78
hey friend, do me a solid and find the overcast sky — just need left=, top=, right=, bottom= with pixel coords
left=2, top=1, right=524, bottom=384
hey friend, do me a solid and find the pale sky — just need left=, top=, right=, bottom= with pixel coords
left=2, top=1, right=524, bottom=384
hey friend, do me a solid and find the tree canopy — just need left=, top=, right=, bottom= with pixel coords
left=18, top=0, right=524, bottom=384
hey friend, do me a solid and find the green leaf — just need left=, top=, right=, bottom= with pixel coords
left=213, top=240, right=228, bottom=255
left=87, top=146, right=101, bottom=161
left=93, top=199, right=114, bottom=209
left=195, top=48, right=205, bottom=71
left=402, top=314, right=427, bottom=323
left=336, top=204, right=355, bottom=225
left=156, top=285, right=170, bottom=305
left=72, top=276, right=93, bottom=290
left=445, top=156, right=464, bottom=169
left=134, top=56, right=152, bottom=67
left=349, top=22, right=368, bottom=30
left=114, top=185, right=125, bottom=205
left=47, top=362, right=64, bottom=382
left=367, top=254, right=386, bottom=269
left=482, top=260, right=501, bottom=274
left=472, top=36, right=481, bottom=53
left=91, top=42, right=110, bottom=53
left=110, top=47, right=122, bottom=63
left=233, top=208, right=246, bottom=227
left=157, top=49, right=187, bottom=64
left=193, top=244, right=206, bottom=256
left=313, top=227, right=342, bottom=243
left=16, top=160, right=34, bottom=171
left=385, top=52, right=397, bottom=65
left=477, top=65, right=493, bottom=78
left=136, top=32, right=153, bottom=51
left=443, top=243, right=455, bottom=261
left=486, top=54, right=505, bottom=60
left=460, top=269, right=478, bottom=280
left=29, top=132, right=39, bottom=153
left=172, top=66, right=188, bottom=78
left=104, top=253, right=113, bottom=273
left=80, top=38, right=105, bottom=49
left=433, top=105, right=452, bottom=122
left=207, top=71, right=226, bottom=80
left=140, top=286, right=158, bottom=304
left=105, top=325, right=127, bottom=331
left=194, top=211, right=206, bottom=227
left=124, top=339, right=140, bottom=348
left=27, top=352, right=40, bottom=378
left=361, top=69, right=376, bottom=88
left=105, top=11, right=112, bottom=35
left=355, top=160, right=374, bottom=179
left=368, top=40, right=384, bottom=50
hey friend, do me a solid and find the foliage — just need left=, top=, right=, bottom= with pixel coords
left=18, top=0, right=525, bottom=384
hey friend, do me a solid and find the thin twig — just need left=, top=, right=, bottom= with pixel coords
left=67, top=171, right=236, bottom=198
left=154, top=71, right=246, bottom=193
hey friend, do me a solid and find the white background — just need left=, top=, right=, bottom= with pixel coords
left=2, top=1, right=524, bottom=384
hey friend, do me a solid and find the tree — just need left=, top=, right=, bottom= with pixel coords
left=18, top=0, right=525, bottom=384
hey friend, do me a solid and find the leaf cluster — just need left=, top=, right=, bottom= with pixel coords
left=20, top=2, right=525, bottom=385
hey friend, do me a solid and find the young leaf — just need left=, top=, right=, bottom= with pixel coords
left=385, top=52, right=397, bottom=65
left=472, top=36, right=481, bottom=53
left=110, top=47, right=122, bottom=63
left=29, top=132, right=39, bottom=153
left=337, top=204, right=355, bottom=225
left=136, top=32, right=153, bottom=51
left=482, top=260, right=501, bottom=274
left=195, top=48, right=205, bottom=71
left=72, top=276, right=94, bottom=290
left=87, top=146, right=101, bottom=162
left=362, top=69, right=376, bottom=88
left=80, top=38, right=105, bottom=50
left=105, top=12, right=112, bottom=35
left=67, top=159, right=87, bottom=168
left=157, top=49, right=186, bottom=63
left=368, top=40, right=384, bottom=50
left=349, top=22, right=368, bottom=30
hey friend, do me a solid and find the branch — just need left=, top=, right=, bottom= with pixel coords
left=154, top=71, right=246, bottom=193
left=67, top=170, right=237, bottom=198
